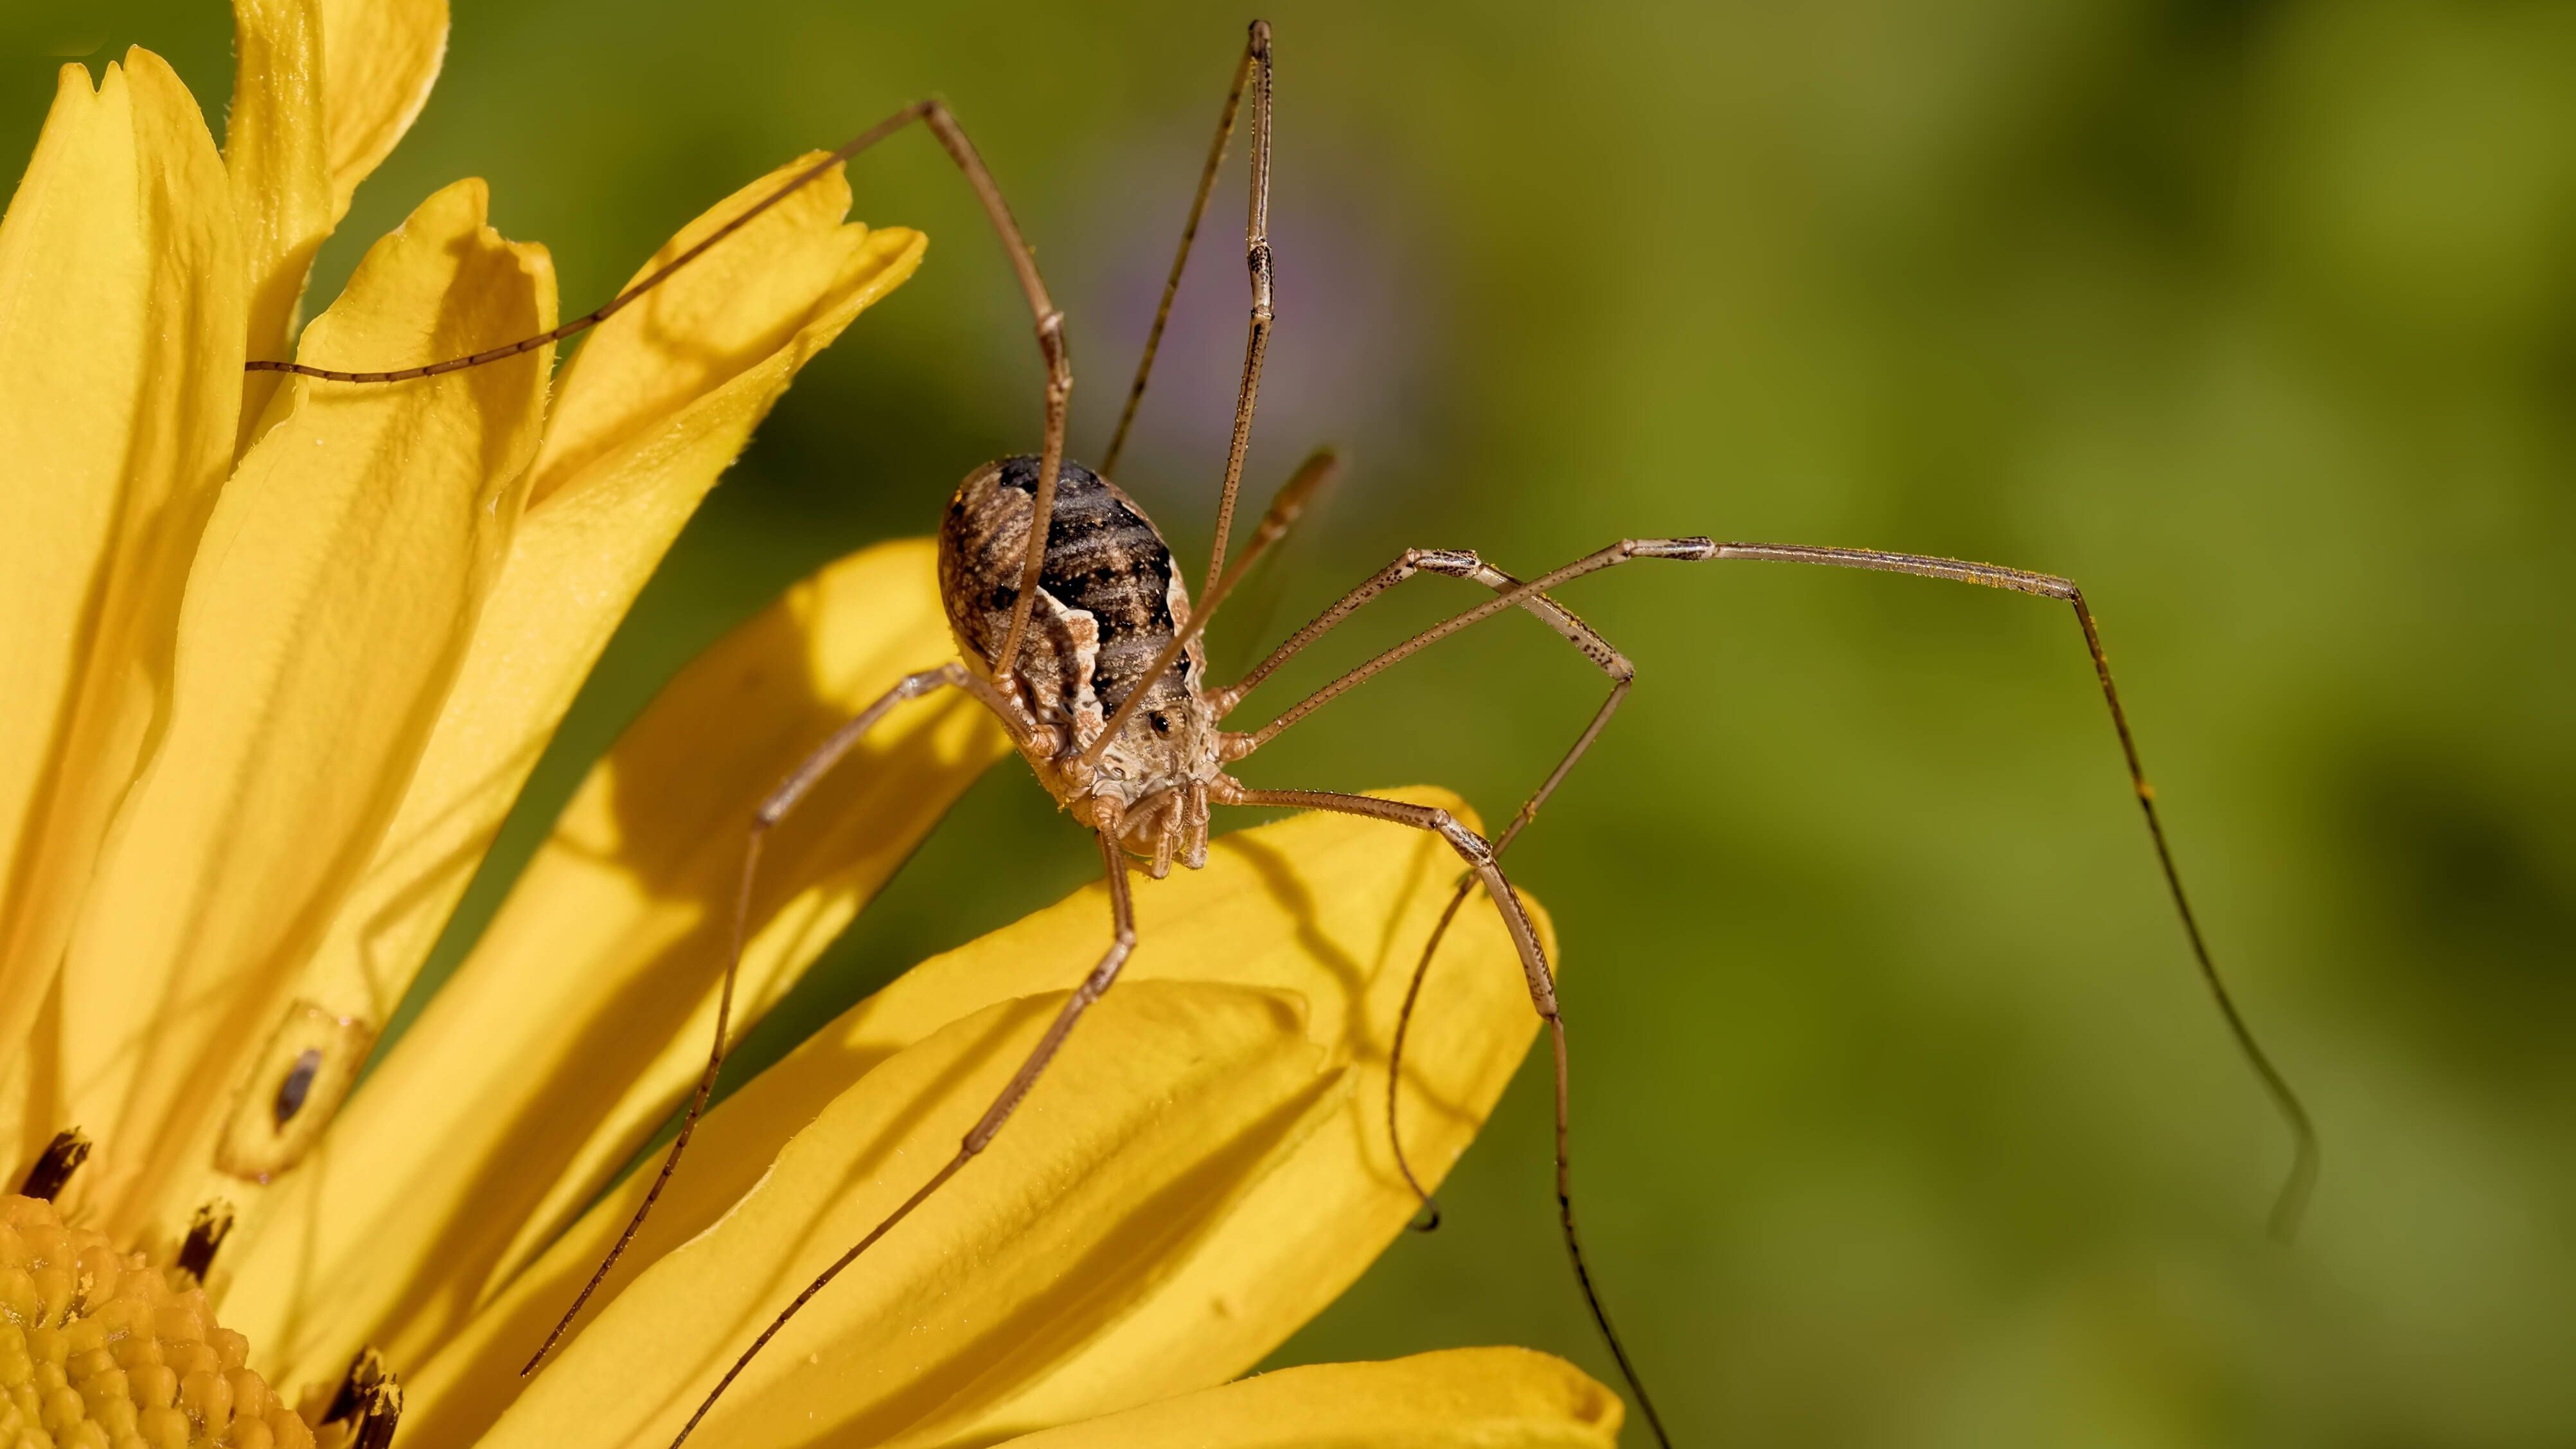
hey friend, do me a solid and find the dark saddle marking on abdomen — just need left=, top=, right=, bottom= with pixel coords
left=993, top=456, right=1186, bottom=712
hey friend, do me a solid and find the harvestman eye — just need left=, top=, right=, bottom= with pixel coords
left=253, top=19, right=2320, bottom=1446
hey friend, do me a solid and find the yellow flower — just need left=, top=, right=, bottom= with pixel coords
left=0, top=0, right=921, bottom=1245
left=0, top=3, right=1623, bottom=1446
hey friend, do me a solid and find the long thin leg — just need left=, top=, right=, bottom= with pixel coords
left=1100, top=24, right=1265, bottom=477
left=1389, top=647, right=1630, bottom=1227
left=905, top=107, right=1076, bottom=683
left=244, top=100, right=1072, bottom=684
left=1200, top=21, right=1277, bottom=606
left=667, top=826, right=1138, bottom=1449
left=1234, top=536, right=2320, bottom=1240
left=521, top=662, right=1031, bottom=1375
left=1209, top=782, right=1674, bottom=1449
left=1386, top=885, right=1471, bottom=1231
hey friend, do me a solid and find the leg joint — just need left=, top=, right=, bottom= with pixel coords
left=1037, top=313, right=1072, bottom=390
left=1428, top=810, right=1492, bottom=862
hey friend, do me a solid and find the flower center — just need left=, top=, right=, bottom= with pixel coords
left=0, top=1193, right=313, bottom=1449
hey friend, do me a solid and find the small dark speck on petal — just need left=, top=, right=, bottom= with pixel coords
left=274, top=1047, right=324, bottom=1126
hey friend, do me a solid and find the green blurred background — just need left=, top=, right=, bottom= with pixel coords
left=12, top=1, right=2575, bottom=1443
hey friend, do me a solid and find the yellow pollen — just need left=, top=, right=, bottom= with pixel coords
left=0, top=1196, right=313, bottom=1449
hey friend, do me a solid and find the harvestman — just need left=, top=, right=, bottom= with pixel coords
left=251, top=21, right=2319, bottom=1447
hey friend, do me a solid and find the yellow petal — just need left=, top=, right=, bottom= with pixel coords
left=315, top=0, right=449, bottom=211
left=991, top=1349, right=1624, bottom=1449
left=226, top=0, right=335, bottom=433
left=53, top=175, right=553, bottom=1247
left=456, top=982, right=1336, bottom=1449
left=400, top=791, right=1541, bottom=1446
left=281, top=158, right=923, bottom=1060
left=528, top=154, right=922, bottom=507
left=228, top=0, right=451, bottom=438
left=0, top=53, right=244, bottom=1171
left=0, top=979, right=65, bottom=1174
left=220, top=539, right=1006, bottom=1396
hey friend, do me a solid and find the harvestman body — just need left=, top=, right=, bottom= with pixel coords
left=249, top=21, right=2318, bottom=1448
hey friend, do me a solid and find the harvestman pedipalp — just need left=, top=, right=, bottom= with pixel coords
left=249, top=19, right=2319, bottom=1446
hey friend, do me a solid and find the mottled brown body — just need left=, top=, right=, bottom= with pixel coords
left=939, top=454, right=1224, bottom=873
